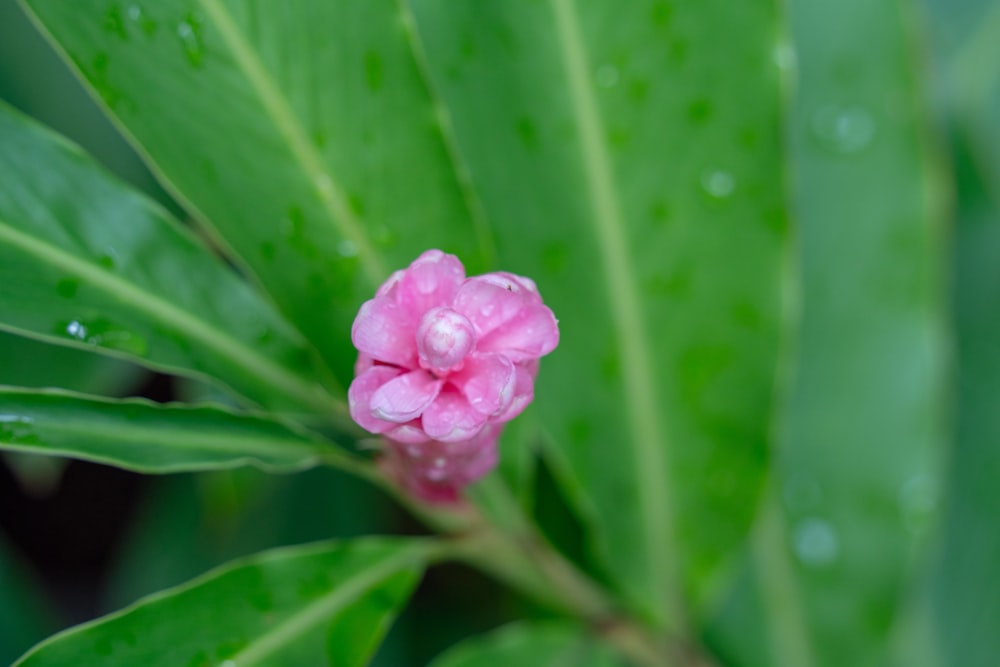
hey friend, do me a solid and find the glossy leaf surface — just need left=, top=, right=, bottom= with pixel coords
left=15, top=538, right=427, bottom=667
left=23, top=0, right=494, bottom=383
left=759, top=0, right=949, bottom=665
left=0, top=388, right=336, bottom=474
left=410, top=0, right=786, bottom=621
left=430, top=622, right=622, bottom=667
left=0, top=329, right=144, bottom=396
left=924, top=133, right=1000, bottom=667
left=0, top=101, right=336, bottom=414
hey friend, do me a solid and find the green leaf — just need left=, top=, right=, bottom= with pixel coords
left=0, top=387, right=340, bottom=474
left=755, top=0, right=950, bottom=665
left=409, top=0, right=786, bottom=622
left=14, top=538, right=428, bottom=667
left=22, top=0, right=494, bottom=383
left=0, top=101, right=338, bottom=414
left=103, top=467, right=395, bottom=610
left=0, top=330, right=144, bottom=395
left=429, top=621, right=622, bottom=667
left=922, top=127, right=1000, bottom=666
left=923, top=0, right=1000, bottom=193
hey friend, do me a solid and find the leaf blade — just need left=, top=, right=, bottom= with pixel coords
left=23, top=0, right=494, bottom=382
left=429, top=621, right=623, bottom=667
left=760, top=0, right=951, bottom=664
left=14, top=538, right=428, bottom=667
left=0, top=387, right=338, bottom=474
left=0, top=101, right=338, bottom=414
left=410, top=0, right=787, bottom=623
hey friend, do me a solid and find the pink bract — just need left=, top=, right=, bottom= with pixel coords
left=349, top=249, right=559, bottom=502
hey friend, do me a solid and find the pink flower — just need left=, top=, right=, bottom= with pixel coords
left=348, top=249, right=559, bottom=501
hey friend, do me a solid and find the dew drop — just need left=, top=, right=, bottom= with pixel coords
left=792, top=517, right=839, bottom=567
left=595, top=65, right=619, bottom=88
left=0, top=414, right=33, bottom=424
left=700, top=169, right=736, bottom=198
left=127, top=4, right=157, bottom=36
left=67, top=320, right=88, bottom=340
left=176, top=13, right=205, bottom=67
left=810, top=105, right=876, bottom=154
left=337, top=239, right=358, bottom=258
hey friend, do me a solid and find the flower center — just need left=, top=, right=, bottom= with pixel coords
left=417, top=307, right=475, bottom=375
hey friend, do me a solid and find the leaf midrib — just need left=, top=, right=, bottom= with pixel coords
left=0, top=220, right=333, bottom=414
left=549, top=0, right=676, bottom=621
left=195, top=0, right=387, bottom=286
left=3, top=412, right=323, bottom=458
left=228, top=545, right=424, bottom=666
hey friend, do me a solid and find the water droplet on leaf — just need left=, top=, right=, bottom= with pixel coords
left=792, top=517, right=839, bottom=567
left=176, top=13, right=205, bottom=67
left=700, top=169, right=736, bottom=198
left=811, top=105, right=876, bottom=154
left=67, top=320, right=88, bottom=340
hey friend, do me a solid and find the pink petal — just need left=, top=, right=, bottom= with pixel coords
left=496, top=363, right=536, bottom=422
left=348, top=365, right=404, bottom=434
left=451, top=275, right=529, bottom=338
left=477, top=304, right=559, bottom=362
left=354, top=352, right=375, bottom=376
left=417, top=307, right=477, bottom=374
left=397, top=250, right=466, bottom=316
left=452, top=353, right=516, bottom=416
left=351, top=298, right=417, bottom=367
left=456, top=436, right=500, bottom=484
left=492, top=272, right=541, bottom=303
left=422, top=387, right=489, bottom=442
left=375, top=269, right=405, bottom=298
left=370, top=370, right=443, bottom=423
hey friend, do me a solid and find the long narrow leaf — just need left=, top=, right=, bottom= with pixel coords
left=430, top=622, right=622, bottom=667
left=410, top=0, right=786, bottom=623
left=22, top=0, right=495, bottom=383
left=15, top=538, right=428, bottom=667
left=758, top=0, right=950, bottom=664
left=0, top=387, right=340, bottom=474
left=0, top=102, right=338, bottom=414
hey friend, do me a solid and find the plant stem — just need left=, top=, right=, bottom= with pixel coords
left=317, top=453, right=717, bottom=667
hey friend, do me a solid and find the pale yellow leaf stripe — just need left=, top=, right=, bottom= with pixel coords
left=550, top=0, right=676, bottom=620
left=196, top=0, right=387, bottom=287
left=228, top=543, right=428, bottom=666
left=0, top=221, right=337, bottom=414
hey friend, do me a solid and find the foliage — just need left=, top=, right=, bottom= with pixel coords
left=0, top=0, right=996, bottom=664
